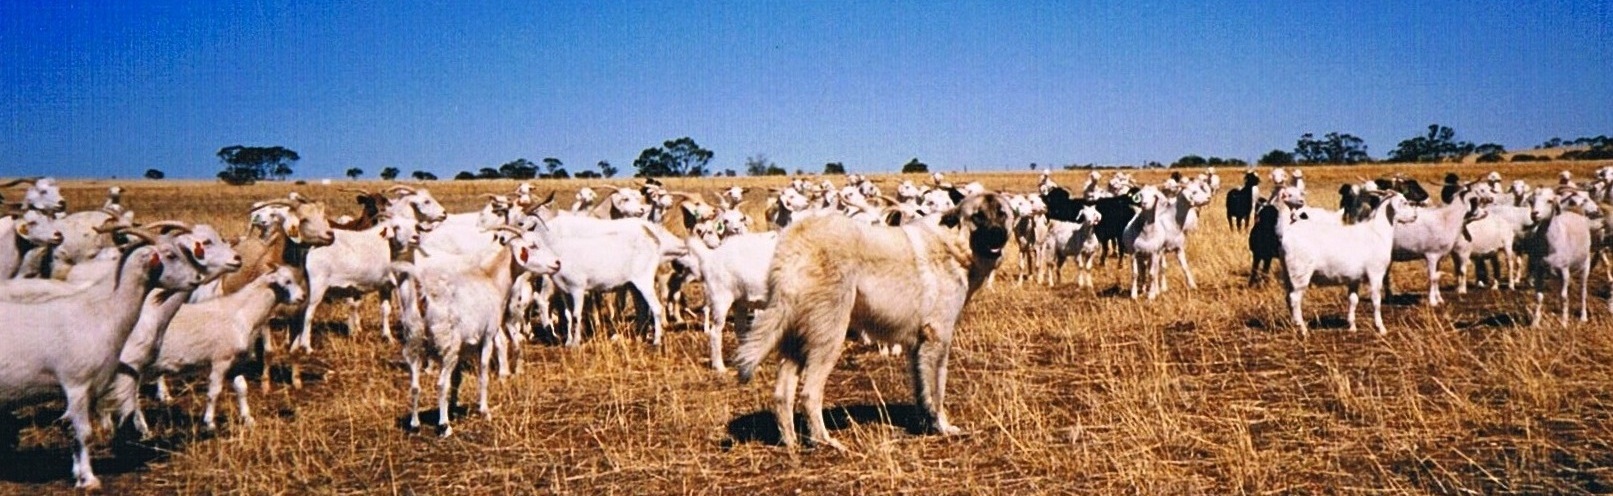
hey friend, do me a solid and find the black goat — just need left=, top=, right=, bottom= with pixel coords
left=1247, top=198, right=1280, bottom=286
left=1224, top=171, right=1260, bottom=231
left=1043, top=186, right=1138, bottom=266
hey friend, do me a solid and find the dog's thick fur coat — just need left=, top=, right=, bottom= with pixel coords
left=734, top=193, right=1012, bottom=450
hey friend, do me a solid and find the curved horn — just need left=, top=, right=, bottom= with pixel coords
left=117, top=226, right=161, bottom=246
left=385, top=185, right=417, bottom=196
left=338, top=188, right=374, bottom=196
left=250, top=199, right=299, bottom=210
left=0, top=177, right=40, bottom=188
left=141, top=220, right=194, bottom=235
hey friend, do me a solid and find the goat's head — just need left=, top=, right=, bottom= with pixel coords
left=13, top=209, right=65, bottom=246
left=8, top=177, right=67, bottom=214
left=1077, top=205, right=1102, bottom=226
left=150, top=222, right=243, bottom=279
left=267, top=265, right=307, bottom=306
left=389, top=187, right=449, bottom=229
left=377, top=214, right=422, bottom=251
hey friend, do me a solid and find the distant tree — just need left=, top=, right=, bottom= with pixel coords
left=542, top=157, right=569, bottom=179
left=454, top=171, right=476, bottom=180
left=499, top=158, right=537, bottom=179
left=633, top=137, right=713, bottom=177
left=1259, top=149, right=1294, bottom=166
left=574, top=170, right=601, bottom=179
left=723, top=169, right=737, bottom=177
left=144, top=168, right=165, bottom=180
left=217, top=145, right=300, bottom=184
left=900, top=158, right=929, bottom=174
left=1144, top=161, right=1164, bottom=168
left=477, top=167, right=503, bottom=179
left=745, top=154, right=777, bottom=176
left=346, top=167, right=364, bottom=179
left=411, top=170, right=437, bottom=181
left=1294, top=132, right=1369, bottom=165
left=1540, top=137, right=1564, bottom=149
left=597, top=160, right=618, bottom=178
left=1388, top=124, right=1484, bottom=163
left=1172, top=155, right=1207, bottom=168
left=380, top=167, right=401, bottom=180
left=823, top=162, right=846, bottom=175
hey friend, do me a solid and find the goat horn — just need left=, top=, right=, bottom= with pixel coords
left=141, top=220, right=193, bottom=234
left=385, top=185, right=417, bottom=196
left=116, top=226, right=161, bottom=246
left=0, top=177, right=42, bottom=188
left=338, top=188, right=374, bottom=196
left=251, top=199, right=299, bottom=210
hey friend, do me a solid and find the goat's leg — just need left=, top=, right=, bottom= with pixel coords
left=1344, top=281, right=1360, bottom=332
left=630, top=278, right=665, bottom=346
left=478, top=340, right=494, bottom=418
left=232, top=374, right=255, bottom=427
left=1288, top=286, right=1308, bottom=336
left=202, top=363, right=226, bottom=431
left=436, top=349, right=459, bottom=438
left=345, top=297, right=364, bottom=340
left=1368, top=276, right=1387, bottom=335
left=1425, top=254, right=1444, bottom=306
left=1176, top=248, right=1197, bottom=290
left=707, top=290, right=734, bottom=372
left=1578, top=262, right=1590, bottom=322
left=63, top=385, right=100, bottom=490
left=405, top=349, right=422, bottom=431
left=1454, top=252, right=1470, bottom=295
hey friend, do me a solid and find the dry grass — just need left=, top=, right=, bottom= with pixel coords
left=4, top=161, right=1613, bottom=495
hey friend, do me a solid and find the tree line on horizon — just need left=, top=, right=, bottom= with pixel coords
left=162, top=128, right=1612, bottom=183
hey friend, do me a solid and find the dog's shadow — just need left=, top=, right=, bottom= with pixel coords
left=725, top=404, right=928, bottom=447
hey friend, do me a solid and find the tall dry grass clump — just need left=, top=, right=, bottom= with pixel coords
left=2, top=161, right=1611, bottom=494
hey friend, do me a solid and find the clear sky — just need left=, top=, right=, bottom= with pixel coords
left=2, top=1, right=1609, bottom=179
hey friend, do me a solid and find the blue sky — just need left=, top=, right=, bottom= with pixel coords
left=2, top=1, right=1609, bottom=179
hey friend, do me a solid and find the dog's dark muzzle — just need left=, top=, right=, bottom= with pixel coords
left=972, top=227, right=1009, bottom=259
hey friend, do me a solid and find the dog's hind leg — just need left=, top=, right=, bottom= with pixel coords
left=799, top=303, right=853, bottom=451
left=772, top=357, right=801, bottom=448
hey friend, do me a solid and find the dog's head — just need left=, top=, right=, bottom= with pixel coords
left=942, top=192, right=1013, bottom=260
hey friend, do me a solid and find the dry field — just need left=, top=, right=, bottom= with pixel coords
left=4, top=161, right=1613, bottom=494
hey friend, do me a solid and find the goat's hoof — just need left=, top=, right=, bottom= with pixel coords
left=241, top=416, right=256, bottom=428
left=439, top=425, right=453, bottom=438
left=202, top=422, right=217, bottom=433
left=76, top=476, right=101, bottom=491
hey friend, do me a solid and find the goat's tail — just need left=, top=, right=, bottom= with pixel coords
left=734, top=293, right=790, bottom=385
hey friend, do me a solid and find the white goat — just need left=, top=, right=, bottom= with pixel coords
left=682, top=221, right=777, bottom=371
left=392, top=226, right=563, bottom=437
left=1388, top=187, right=1484, bottom=306
left=1277, top=190, right=1418, bottom=335
left=0, top=209, right=64, bottom=278
left=1121, top=183, right=1209, bottom=300
left=1522, top=187, right=1594, bottom=326
left=89, top=223, right=244, bottom=436
left=140, top=266, right=302, bottom=432
left=298, top=214, right=422, bottom=353
left=1048, top=205, right=1102, bottom=288
left=0, top=227, right=206, bottom=490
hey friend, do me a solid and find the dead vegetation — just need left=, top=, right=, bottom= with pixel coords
left=3, top=161, right=1612, bottom=494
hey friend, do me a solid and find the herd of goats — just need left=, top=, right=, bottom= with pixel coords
left=1, top=164, right=1611, bottom=488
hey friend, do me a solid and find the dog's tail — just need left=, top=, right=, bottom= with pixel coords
left=734, top=295, right=789, bottom=385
